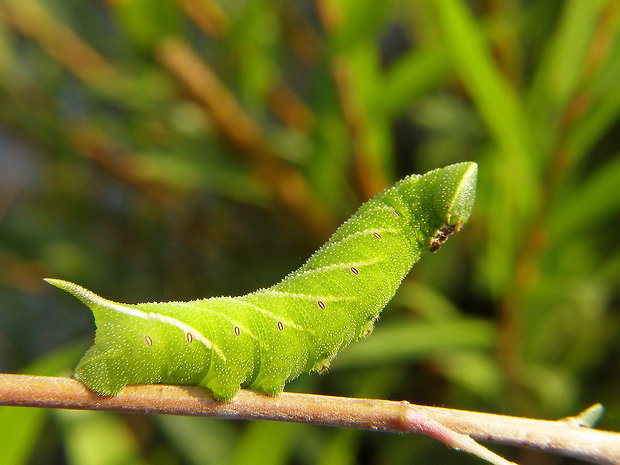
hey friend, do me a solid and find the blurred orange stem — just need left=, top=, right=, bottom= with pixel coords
left=157, top=37, right=333, bottom=236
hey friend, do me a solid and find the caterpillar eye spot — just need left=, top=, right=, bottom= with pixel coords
left=373, top=232, right=381, bottom=239
left=234, top=326, right=241, bottom=336
left=144, top=335, right=153, bottom=347
left=350, top=267, right=359, bottom=275
left=392, top=210, right=400, bottom=217
left=317, top=301, right=326, bottom=309
left=186, top=333, right=194, bottom=343
left=277, top=321, right=284, bottom=331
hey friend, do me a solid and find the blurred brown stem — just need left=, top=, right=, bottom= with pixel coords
left=156, top=37, right=333, bottom=237
left=1, top=374, right=619, bottom=465
left=0, top=0, right=116, bottom=84
left=69, top=125, right=177, bottom=206
left=176, top=0, right=229, bottom=38
left=314, top=0, right=390, bottom=199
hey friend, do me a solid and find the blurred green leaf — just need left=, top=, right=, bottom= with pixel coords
left=333, top=318, right=494, bottom=369
left=156, top=415, right=237, bottom=465
left=550, top=155, right=620, bottom=239
left=434, top=0, right=533, bottom=171
left=112, top=0, right=182, bottom=51
left=0, top=406, right=46, bottom=465
left=230, top=421, right=303, bottom=465
left=528, top=0, right=607, bottom=132
left=375, top=44, right=451, bottom=119
left=55, top=410, right=148, bottom=465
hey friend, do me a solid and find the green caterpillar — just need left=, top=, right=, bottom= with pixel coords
left=46, top=162, right=477, bottom=401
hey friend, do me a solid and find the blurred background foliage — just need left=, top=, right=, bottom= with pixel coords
left=0, top=0, right=618, bottom=464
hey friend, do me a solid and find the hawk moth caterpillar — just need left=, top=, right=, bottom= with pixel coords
left=46, top=162, right=477, bottom=401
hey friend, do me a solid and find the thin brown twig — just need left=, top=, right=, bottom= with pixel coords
left=1, top=374, right=618, bottom=465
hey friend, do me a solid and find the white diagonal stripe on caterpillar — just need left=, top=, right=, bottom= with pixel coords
left=291, top=257, right=384, bottom=277
left=235, top=298, right=314, bottom=334
left=355, top=201, right=410, bottom=218
left=318, top=227, right=402, bottom=251
left=175, top=301, right=259, bottom=340
left=253, top=289, right=353, bottom=302
left=42, top=280, right=221, bottom=357
left=138, top=311, right=226, bottom=361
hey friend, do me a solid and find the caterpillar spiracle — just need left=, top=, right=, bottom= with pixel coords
left=46, top=162, right=477, bottom=401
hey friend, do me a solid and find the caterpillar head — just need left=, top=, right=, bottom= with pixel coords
left=401, top=162, right=477, bottom=252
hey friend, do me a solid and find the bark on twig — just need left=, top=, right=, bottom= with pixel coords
left=1, top=374, right=618, bottom=464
